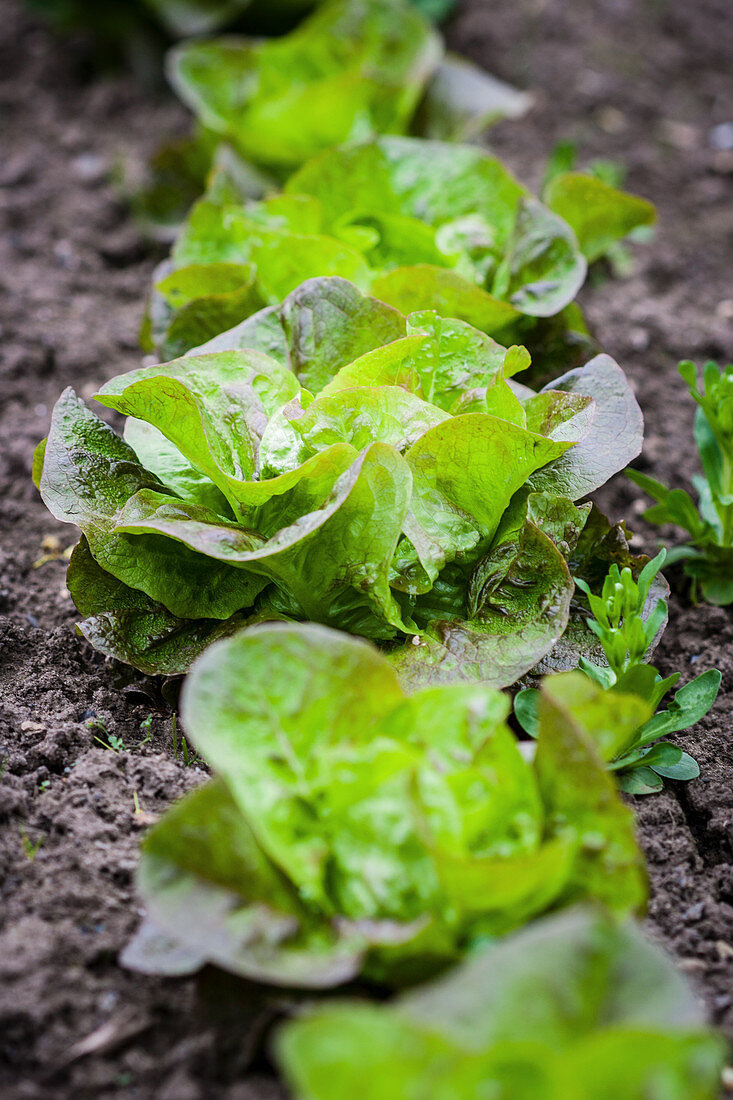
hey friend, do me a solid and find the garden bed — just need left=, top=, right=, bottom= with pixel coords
left=0, top=0, right=731, bottom=1095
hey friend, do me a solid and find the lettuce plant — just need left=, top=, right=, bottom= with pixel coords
left=515, top=551, right=721, bottom=794
left=133, top=1, right=530, bottom=239
left=629, top=360, right=733, bottom=605
left=167, top=0, right=442, bottom=171
left=165, top=0, right=526, bottom=171
left=277, top=907, right=725, bottom=1098
left=122, top=624, right=647, bottom=987
left=147, top=135, right=652, bottom=360
left=35, top=277, right=643, bottom=681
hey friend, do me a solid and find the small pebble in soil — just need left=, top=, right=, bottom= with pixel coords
left=660, top=119, right=699, bottom=150
left=596, top=106, right=627, bottom=133
left=629, top=326, right=650, bottom=350
left=98, top=991, right=119, bottom=1013
left=710, top=122, right=733, bottom=151
left=71, top=153, right=107, bottom=183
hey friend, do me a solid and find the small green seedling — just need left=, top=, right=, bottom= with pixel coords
left=138, top=713, right=154, bottom=747
left=171, top=714, right=198, bottom=766
left=87, top=718, right=126, bottom=754
left=516, top=550, right=721, bottom=794
left=542, top=139, right=628, bottom=194
left=20, top=828, right=44, bottom=862
left=629, top=360, right=733, bottom=605
left=575, top=548, right=669, bottom=679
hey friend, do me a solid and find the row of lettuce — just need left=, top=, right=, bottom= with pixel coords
left=33, top=0, right=729, bottom=1093
left=129, top=0, right=733, bottom=602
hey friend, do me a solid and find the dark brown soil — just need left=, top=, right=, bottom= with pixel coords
left=0, top=0, right=731, bottom=1095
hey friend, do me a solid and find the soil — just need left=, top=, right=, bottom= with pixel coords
left=0, top=0, right=731, bottom=1095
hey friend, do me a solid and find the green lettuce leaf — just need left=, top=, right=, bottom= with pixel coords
left=114, top=445, right=413, bottom=635
left=200, top=275, right=406, bottom=390
left=123, top=624, right=647, bottom=986
left=122, top=777, right=396, bottom=987
left=415, top=53, right=532, bottom=142
left=529, top=354, right=644, bottom=499
left=37, top=278, right=643, bottom=680
left=38, top=388, right=266, bottom=620
left=388, top=514, right=574, bottom=690
left=146, top=136, right=593, bottom=361
left=153, top=262, right=266, bottom=359
left=371, top=265, right=521, bottom=333
left=402, top=412, right=571, bottom=581
left=96, top=349, right=301, bottom=491
left=276, top=908, right=724, bottom=1099
left=288, top=137, right=587, bottom=319
left=67, top=539, right=248, bottom=675
left=534, top=672, right=648, bottom=912
left=544, top=172, right=656, bottom=263
left=167, top=0, right=442, bottom=169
